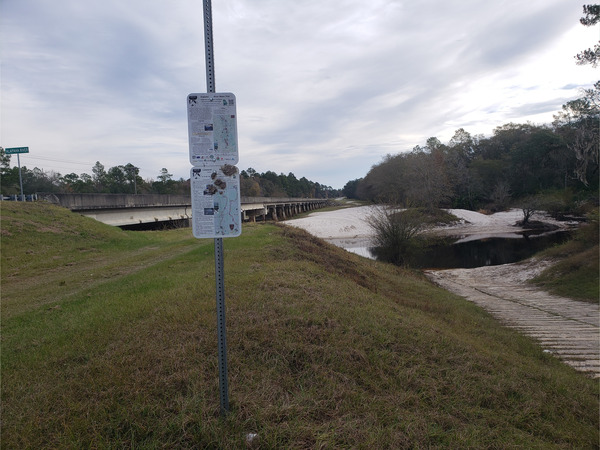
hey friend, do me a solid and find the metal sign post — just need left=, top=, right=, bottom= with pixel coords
left=5, top=147, right=29, bottom=201
left=187, top=0, right=241, bottom=417
left=204, top=0, right=228, bottom=417
left=214, top=236, right=229, bottom=417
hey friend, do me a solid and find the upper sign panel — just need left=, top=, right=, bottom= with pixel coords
left=187, top=93, right=239, bottom=166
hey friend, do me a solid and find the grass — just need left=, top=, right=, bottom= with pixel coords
left=531, top=210, right=599, bottom=303
left=1, top=202, right=598, bottom=448
left=416, top=207, right=462, bottom=226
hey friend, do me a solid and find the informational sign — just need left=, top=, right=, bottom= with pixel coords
left=190, top=164, right=241, bottom=238
left=187, top=93, right=239, bottom=166
left=5, top=147, right=29, bottom=154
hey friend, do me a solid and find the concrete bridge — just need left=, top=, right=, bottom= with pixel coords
left=39, top=193, right=330, bottom=227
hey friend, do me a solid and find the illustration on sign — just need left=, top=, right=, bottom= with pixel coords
left=188, top=93, right=239, bottom=166
left=190, top=164, right=241, bottom=238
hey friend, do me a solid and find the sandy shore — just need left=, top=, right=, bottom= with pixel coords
left=284, top=205, right=374, bottom=240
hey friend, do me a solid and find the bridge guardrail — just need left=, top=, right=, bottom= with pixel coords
left=37, top=193, right=331, bottom=210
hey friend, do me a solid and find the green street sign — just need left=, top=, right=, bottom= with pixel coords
left=5, top=147, right=29, bottom=154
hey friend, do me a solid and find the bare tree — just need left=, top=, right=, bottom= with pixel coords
left=519, top=195, right=541, bottom=226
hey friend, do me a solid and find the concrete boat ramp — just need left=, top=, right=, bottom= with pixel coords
left=425, top=260, right=599, bottom=378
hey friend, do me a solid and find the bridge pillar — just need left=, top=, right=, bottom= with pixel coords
left=277, top=205, right=286, bottom=220
left=269, top=206, right=278, bottom=221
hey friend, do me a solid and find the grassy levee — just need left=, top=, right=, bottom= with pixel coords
left=1, top=202, right=598, bottom=448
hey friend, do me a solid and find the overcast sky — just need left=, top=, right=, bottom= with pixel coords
left=1, top=0, right=597, bottom=189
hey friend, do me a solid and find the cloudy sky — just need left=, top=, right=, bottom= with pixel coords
left=1, top=0, right=597, bottom=189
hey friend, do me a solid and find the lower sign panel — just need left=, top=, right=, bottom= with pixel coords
left=190, top=165, right=242, bottom=238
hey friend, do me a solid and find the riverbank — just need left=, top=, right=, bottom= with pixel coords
left=1, top=202, right=598, bottom=447
left=285, top=205, right=599, bottom=377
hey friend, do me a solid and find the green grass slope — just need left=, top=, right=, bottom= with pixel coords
left=532, top=210, right=599, bottom=303
left=1, top=202, right=598, bottom=448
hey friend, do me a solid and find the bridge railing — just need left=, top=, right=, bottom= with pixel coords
left=35, top=193, right=333, bottom=226
left=37, top=193, right=190, bottom=210
left=38, top=193, right=330, bottom=210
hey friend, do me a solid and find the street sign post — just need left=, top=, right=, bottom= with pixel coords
left=5, top=147, right=29, bottom=200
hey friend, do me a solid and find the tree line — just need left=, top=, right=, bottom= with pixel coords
left=0, top=159, right=189, bottom=196
left=344, top=113, right=598, bottom=212
left=240, top=168, right=340, bottom=198
left=0, top=156, right=340, bottom=199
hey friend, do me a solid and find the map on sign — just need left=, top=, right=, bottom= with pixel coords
left=190, top=165, right=241, bottom=238
left=187, top=93, right=238, bottom=166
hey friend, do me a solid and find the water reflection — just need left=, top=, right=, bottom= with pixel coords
left=332, top=231, right=572, bottom=269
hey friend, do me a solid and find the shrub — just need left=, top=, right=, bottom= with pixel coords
left=366, top=206, right=427, bottom=264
